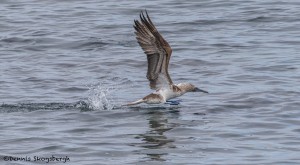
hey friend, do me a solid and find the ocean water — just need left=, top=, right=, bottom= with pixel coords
left=1, top=0, right=300, bottom=164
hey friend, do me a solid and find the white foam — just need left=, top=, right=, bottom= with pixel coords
left=87, top=83, right=115, bottom=110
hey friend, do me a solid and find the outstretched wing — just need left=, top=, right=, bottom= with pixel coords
left=133, top=10, right=173, bottom=90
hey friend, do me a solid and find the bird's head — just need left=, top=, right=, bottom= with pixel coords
left=177, top=83, right=209, bottom=93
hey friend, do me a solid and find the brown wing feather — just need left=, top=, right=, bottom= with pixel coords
left=133, top=10, right=173, bottom=89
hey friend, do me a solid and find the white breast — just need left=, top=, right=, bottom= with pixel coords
left=158, top=88, right=182, bottom=101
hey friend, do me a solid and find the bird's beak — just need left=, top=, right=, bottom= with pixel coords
left=194, top=87, right=209, bottom=93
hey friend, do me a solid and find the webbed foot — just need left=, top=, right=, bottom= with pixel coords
left=165, top=99, right=182, bottom=105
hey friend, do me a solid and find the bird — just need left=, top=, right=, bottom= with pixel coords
left=126, top=10, right=208, bottom=106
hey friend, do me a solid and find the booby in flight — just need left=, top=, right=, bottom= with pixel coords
left=126, top=11, right=208, bottom=106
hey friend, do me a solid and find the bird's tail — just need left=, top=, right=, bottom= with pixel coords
left=123, top=99, right=145, bottom=106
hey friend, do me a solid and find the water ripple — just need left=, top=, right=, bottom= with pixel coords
left=1, top=0, right=300, bottom=164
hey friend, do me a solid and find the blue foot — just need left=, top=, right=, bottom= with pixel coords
left=165, top=100, right=182, bottom=105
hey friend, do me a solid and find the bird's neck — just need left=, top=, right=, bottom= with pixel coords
left=171, top=84, right=183, bottom=93
left=173, top=84, right=189, bottom=95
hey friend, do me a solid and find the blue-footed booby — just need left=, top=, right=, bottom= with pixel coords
left=126, top=11, right=208, bottom=106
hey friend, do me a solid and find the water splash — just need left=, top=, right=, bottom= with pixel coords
left=87, top=83, right=115, bottom=111
left=83, top=77, right=133, bottom=111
